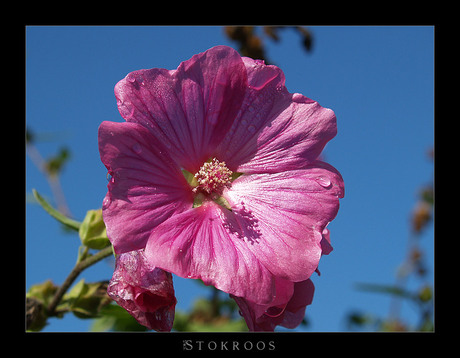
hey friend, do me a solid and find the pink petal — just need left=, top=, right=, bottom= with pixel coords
left=225, top=161, right=344, bottom=282
left=107, top=250, right=176, bottom=331
left=98, top=121, right=193, bottom=254
left=144, top=203, right=276, bottom=304
left=233, top=278, right=315, bottom=331
left=280, top=279, right=315, bottom=329
left=215, top=57, right=337, bottom=174
left=114, top=45, right=247, bottom=172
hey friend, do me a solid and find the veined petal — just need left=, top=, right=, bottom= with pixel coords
left=144, top=203, right=275, bottom=304
left=114, top=45, right=247, bottom=172
left=225, top=161, right=344, bottom=282
left=98, top=121, right=193, bottom=254
left=243, top=96, right=337, bottom=173
left=216, top=57, right=337, bottom=174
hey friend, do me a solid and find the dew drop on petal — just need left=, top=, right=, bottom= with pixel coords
left=102, top=196, right=111, bottom=209
left=247, top=125, right=256, bottom=133
left=106, top=172, right=113, bottom=182
left=118, top=100, right=135, bottom=119
left=316, top=176, right=332, bottom=188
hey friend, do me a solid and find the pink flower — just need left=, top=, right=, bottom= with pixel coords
left=232, top=278, right=315, bottom=331
left=107, top=250, right=176, bottom=331
left=99, top=45, right=344, bottom=308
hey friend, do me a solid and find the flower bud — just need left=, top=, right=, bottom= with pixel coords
left=79, top=209, right=110, bottom=249
left=107, top=250, right=176, bottom=331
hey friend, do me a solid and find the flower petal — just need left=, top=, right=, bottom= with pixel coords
left=114, top=45, right=247, bottom=172
left=232, top=278, right=314, bottom=331
left=225, top=161, right=344, bottom=282
left=107, top=250, right=176, bottom=331
left=98, top=121, right=193, bottom=254
left=144, top=203, right=275, bottom=304
left=216, top=57, right=337, bottom=173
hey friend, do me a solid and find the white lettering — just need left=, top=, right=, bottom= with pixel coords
left=182, top=340, right=275, bottom=351
left=256, top=341, right=266, bottom=350
left=233, top=341, right=240, bottom=350
left=183, top=340, right=193, bottom=351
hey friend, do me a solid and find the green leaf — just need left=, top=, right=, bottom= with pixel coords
left=189, top=319, right=248, bottom=332
left=182, top=168, right=198, bottom=187
left=64, top=279, right=87, bottom=302
left=61, top=280, right=111, bottom=319
left=231, top=172, right=244, bottom=181
left=45, top=146, right=71, bottom=176
left=418, top=285, right=433, bottom=303
left=91, top=304, right=148, bottom=331
left=421, top=187, right=434, bottom=206
left=214, top=196, right=232, bottom=211
left=32, top=189, right=81, bottom=231
left=192, top=192, right=205, bottom=208
left=79, top=209, right=110, bottom=249
left=27, top=280, right=58, bottom=307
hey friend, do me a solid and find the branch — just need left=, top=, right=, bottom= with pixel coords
left=47, top=245, right=113, bottom=316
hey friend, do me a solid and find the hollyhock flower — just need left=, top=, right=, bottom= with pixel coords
left=98, top=45, right=344, bottom=307
left=107, top=250, right=176, bottom=331
left=232, top=278, right=315, bottom=331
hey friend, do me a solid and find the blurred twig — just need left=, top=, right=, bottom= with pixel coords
left=224, top=26, right=313, bottom=65
left=26, top=127, right=72, bottom=217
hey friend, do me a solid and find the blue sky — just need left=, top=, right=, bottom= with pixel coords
left=26, top=26, right=434, bottom=332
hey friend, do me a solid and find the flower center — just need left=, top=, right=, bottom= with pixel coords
left=194, top=158, right=232, bottom=195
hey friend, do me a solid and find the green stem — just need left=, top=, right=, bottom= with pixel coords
left=47, top=245, right=113, bottom=316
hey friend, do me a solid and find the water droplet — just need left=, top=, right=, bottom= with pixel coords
left=132, top=144, right=142, bottom=154
left=316, top=176, right=332, bottom=188
left=241, top=119, right=248, bottom=126
left=118, top=100, right=135, bottom=119
left=102, top=196, right=111, bottom=209
left=106, top=172, right=113, bottom=182
left=247, top=125, right=256, bottom=133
